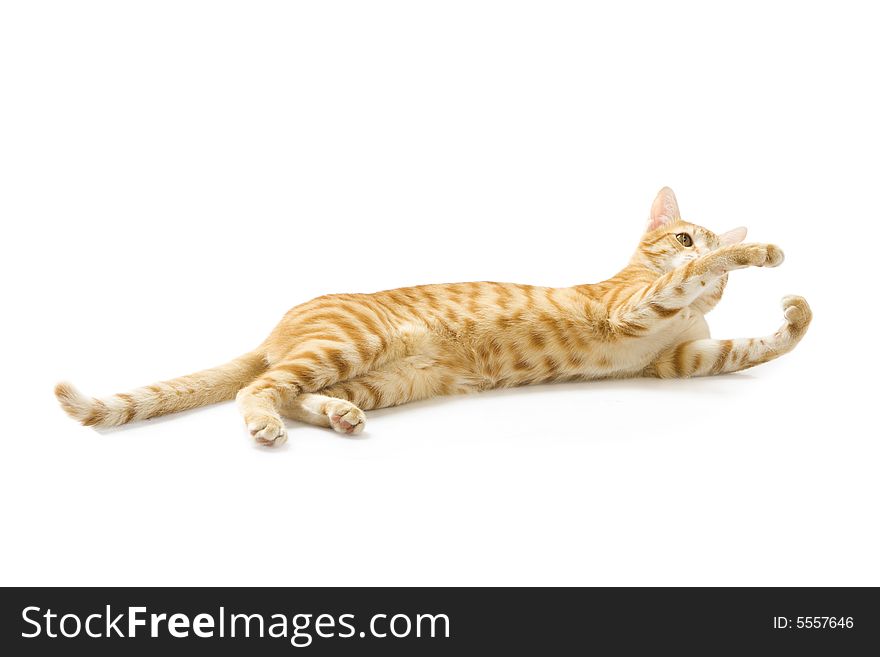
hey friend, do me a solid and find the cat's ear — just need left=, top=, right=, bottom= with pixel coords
left=719, top=226, right=748, bottom=246
left=646, top=187, right=680, bottom=232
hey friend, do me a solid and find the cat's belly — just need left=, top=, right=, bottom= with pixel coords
left=398, top=306, right=711, bottom=392
left=460, top=308, right=711, bottom=387
left=596, top=310, right=710, bottom=377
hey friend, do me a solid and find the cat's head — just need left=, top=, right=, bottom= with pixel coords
left=633, top=187, right=747, bottom=272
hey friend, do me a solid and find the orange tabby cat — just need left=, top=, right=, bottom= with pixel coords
left=56, top=187, right=812, bottom=446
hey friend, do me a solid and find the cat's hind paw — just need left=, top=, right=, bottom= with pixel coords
left=326, top=401, right=366, bottom=435
left=248, top=415, right=288, bottom=447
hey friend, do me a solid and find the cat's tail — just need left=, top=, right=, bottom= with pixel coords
left=54, top=351, right=267, bottom=428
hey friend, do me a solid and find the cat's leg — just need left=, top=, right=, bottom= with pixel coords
left=651, top=296, right=812, bottom=378
left=616, top=243, right=784, bottom=326
left=236, top=341, right=379, bottom=446
left=280, top=356, right=471, bottom=434
left=689, top=273, right=728, bottom=315
left=279, top=393, right=366, bottom=435
left=236, top=372, right=296, bottom=446
left=325, top=358, right=470, bottom=411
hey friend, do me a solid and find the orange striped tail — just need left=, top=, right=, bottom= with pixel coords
left=54, top=351, right=267, bottom=428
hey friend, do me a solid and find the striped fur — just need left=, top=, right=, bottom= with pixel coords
left=55, top=352, right=266, bottom=427
left=55, top=187, right=811, bottom=446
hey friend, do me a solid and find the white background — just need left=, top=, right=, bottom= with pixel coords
left=1, top=1, right=878, bottom=586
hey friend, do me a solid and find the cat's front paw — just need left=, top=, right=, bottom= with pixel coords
left=781, top=295, right=812, bottom=336
left=247, top=415, right=288, bottom=446
left=739, top=243, right=784, bottom=268
left=762, top=244, right=784, bottom=267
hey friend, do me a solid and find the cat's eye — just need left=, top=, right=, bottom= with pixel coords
left=675, top=233, right=693, bottom=247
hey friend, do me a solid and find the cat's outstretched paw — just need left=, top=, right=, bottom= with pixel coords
left=248, top=415, right=288, bottom=446
left=740, top=243, right=784, bottom=267
left=781, top=295, right=812, bottom=336
left=762, top=244, right=784, bottom=267
left=326, top=400, right=366, bottom=435
left=715, top=243, right=784, bottom=275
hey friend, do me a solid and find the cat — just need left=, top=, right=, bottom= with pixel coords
left=55, top=187, right=812, bottom=446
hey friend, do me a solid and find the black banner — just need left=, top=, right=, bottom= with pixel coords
left=1, top=587, right=877, bottom=654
